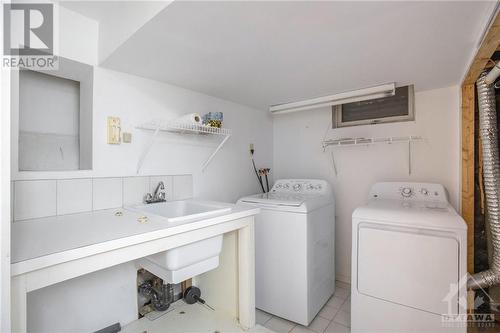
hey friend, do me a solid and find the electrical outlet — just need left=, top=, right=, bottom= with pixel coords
left=122, top=132, right=132, bottom=143
left=107, top=117, right=121, bottom=144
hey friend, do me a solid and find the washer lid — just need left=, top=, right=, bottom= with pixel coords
left=239, top=192, right=308, bottom=206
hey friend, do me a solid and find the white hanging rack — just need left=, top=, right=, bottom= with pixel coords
left=135, top=120, right=232, bottom=173
left=322, top=136, right=424, bottom=175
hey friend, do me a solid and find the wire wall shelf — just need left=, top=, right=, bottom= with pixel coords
left=137, top=121, right=232, bottom=136
left=136, top=120, right=232, bottom=173
left=322, top=136, right=424, bottom=175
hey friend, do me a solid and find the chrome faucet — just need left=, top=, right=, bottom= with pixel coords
left=145, top=181, right=166, bottom=204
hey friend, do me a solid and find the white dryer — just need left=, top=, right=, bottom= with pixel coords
left=238, top=179, right=335, bottom=325
left=352, top=182, right=467, bottom=333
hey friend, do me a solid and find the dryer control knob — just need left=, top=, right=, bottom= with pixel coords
left=401, top=187, right=413, bottom=198
left=293, top=183, right=302, bottom=192
left=306, top=184, right=314, bottom=190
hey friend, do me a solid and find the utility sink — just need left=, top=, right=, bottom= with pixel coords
left=128, top=199, right=232, bottom=223
left=130, top=200, right=231, bottom=283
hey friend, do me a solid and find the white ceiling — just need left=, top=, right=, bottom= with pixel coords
left=100, top=1, right=497, bottom=110
left=60, top=1, right=172, bottom=62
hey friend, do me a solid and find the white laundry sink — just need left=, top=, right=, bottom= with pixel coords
left=129, top=200, right=232, bottom=223
left=130, top=200, right=229, bottom=283
left=139, top=235, right=223, bottom=283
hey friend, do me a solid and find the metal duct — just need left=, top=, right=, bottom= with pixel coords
left=469, top=71, right=500, bottom=289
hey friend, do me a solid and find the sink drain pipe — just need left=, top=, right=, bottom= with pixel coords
left=138, top=281, right=174, bottom=311
left=469, top=68, right=500, bottom=289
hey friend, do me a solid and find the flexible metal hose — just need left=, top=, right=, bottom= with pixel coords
left=468, top=71, right=500, bottom=289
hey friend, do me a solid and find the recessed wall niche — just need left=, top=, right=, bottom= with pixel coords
left=17, top=57, right=93, bottom=171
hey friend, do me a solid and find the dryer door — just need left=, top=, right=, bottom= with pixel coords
left=357, top=223, right=460, bottom=315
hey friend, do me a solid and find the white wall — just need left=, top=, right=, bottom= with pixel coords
left=91, top=67, right=273, bottom=201
left=273, top=86, right=460, bottom=283
left=18, top=5, right=273, bottom=332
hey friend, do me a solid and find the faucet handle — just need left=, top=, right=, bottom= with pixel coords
left=144, top=193, right=153, bottom=204
left=158, top=191, right=166, bottom=201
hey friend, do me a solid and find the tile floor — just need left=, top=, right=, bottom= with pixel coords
left=256, top=281, right=351, bottom=333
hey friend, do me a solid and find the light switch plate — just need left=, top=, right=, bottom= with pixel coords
left=107, top=117, right=121, bottom=144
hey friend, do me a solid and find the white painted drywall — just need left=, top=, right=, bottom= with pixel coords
left=21, top=5, right=273, bottom=332
left=57, top=5, right=99, bottom=65
left=60, top=1, right=172, bottom=63
left=273, top=86, right=460, bottom=283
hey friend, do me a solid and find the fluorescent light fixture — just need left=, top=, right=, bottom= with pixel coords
left=269, top=83, right=396, bottom=114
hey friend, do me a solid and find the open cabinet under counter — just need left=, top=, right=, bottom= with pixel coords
left=11, top=203, right=259, bottom=333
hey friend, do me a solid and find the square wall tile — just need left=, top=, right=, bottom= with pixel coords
left=57, top=178, right=92, bottom=215
left=150, top=176, right=173, bottom=201
left=14, top=180, right=56, bottom=220
left=93, top=177, right=122, bottom=210
left=123, top=176, right=149, bottom=205
left=172, top=175, right=193, bottom=200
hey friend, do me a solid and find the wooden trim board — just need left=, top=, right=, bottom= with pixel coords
left=461, top=11, right=499, bottom=273
left=461, top=84, right=475, bottom=273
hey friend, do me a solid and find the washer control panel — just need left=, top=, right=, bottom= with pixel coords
left=271, top=179, right=329, bottom=195
left=369, top=182, right=448, bottom=203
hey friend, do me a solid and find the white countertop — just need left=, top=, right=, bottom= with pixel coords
left=11, top=202, right=259, bottom=276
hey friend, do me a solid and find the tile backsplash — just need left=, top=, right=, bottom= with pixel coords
left=92, top=177, right=123, bottom=210
left=14, top=180, right=57, bottom=220
left=11, top=175, right=193, bottom=221
left=57, top=178, right=93, bottom=215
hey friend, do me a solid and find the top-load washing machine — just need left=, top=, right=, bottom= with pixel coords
left=238, top=179, right=335, bottom=325
left=352, top=182, right=467, bottom=333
